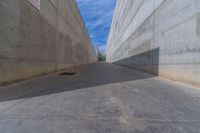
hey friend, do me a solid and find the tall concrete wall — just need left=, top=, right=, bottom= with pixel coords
left=106, top=0, right=200, bottom=86
left=0, top=0, right=97, bottom=85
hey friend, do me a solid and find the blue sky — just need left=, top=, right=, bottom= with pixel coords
left=76, top=0, right=116, bottom=53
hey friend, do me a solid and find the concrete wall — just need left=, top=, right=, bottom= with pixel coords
left=0, top=0, right=97, bottom=85
left=106, top=0, right=200, bottom=86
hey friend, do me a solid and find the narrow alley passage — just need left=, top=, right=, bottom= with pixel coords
left=0, top=63, right=199, bottom=133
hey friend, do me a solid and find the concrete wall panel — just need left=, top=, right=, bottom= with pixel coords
left=0, top=0, right=97, bottom=85
left=106, top=0, right=200, bottom=86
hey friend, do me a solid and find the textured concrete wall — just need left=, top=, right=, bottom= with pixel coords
left=0, top=0, right=97, bottom=84
left=106, top=0, right=200, bottom=86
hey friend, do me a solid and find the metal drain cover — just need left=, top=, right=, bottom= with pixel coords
left=59, top=72, right=76, bottom=75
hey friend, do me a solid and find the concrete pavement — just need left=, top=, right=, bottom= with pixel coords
left=0, top=63, right=200, bottom=133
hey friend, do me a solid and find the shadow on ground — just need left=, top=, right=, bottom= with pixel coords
left=0, top=63, right=157, bottom=102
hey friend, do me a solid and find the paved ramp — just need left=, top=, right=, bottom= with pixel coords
left=0, top=63, right=200, bottom=133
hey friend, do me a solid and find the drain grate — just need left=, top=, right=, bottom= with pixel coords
left=59, top=72, right=76, bottom=76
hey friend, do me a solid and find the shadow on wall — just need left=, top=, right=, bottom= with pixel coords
left=0, top=63, right=157, bottom=102
left=114, top=48, right=160, bottom=76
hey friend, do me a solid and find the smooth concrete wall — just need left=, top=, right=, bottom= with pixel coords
left=106, top=0, right=200, bottom=86
left=0, top=0, right=97, bottom=84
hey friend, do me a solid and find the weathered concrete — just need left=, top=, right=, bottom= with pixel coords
left=0, top=0, right=97, bottom=85
left=0, top=63, right=200, bottom=132
left=106, top=0, right=200, bottom=86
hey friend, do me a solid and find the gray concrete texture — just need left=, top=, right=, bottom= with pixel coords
left=0, top=0, right=97, bottom=85
left=0, top=63, right=200, bottom=132
left=106, top=0, right=200, bottom=86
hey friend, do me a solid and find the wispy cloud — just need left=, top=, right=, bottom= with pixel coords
left=76, top=0, right=116, bottom=53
